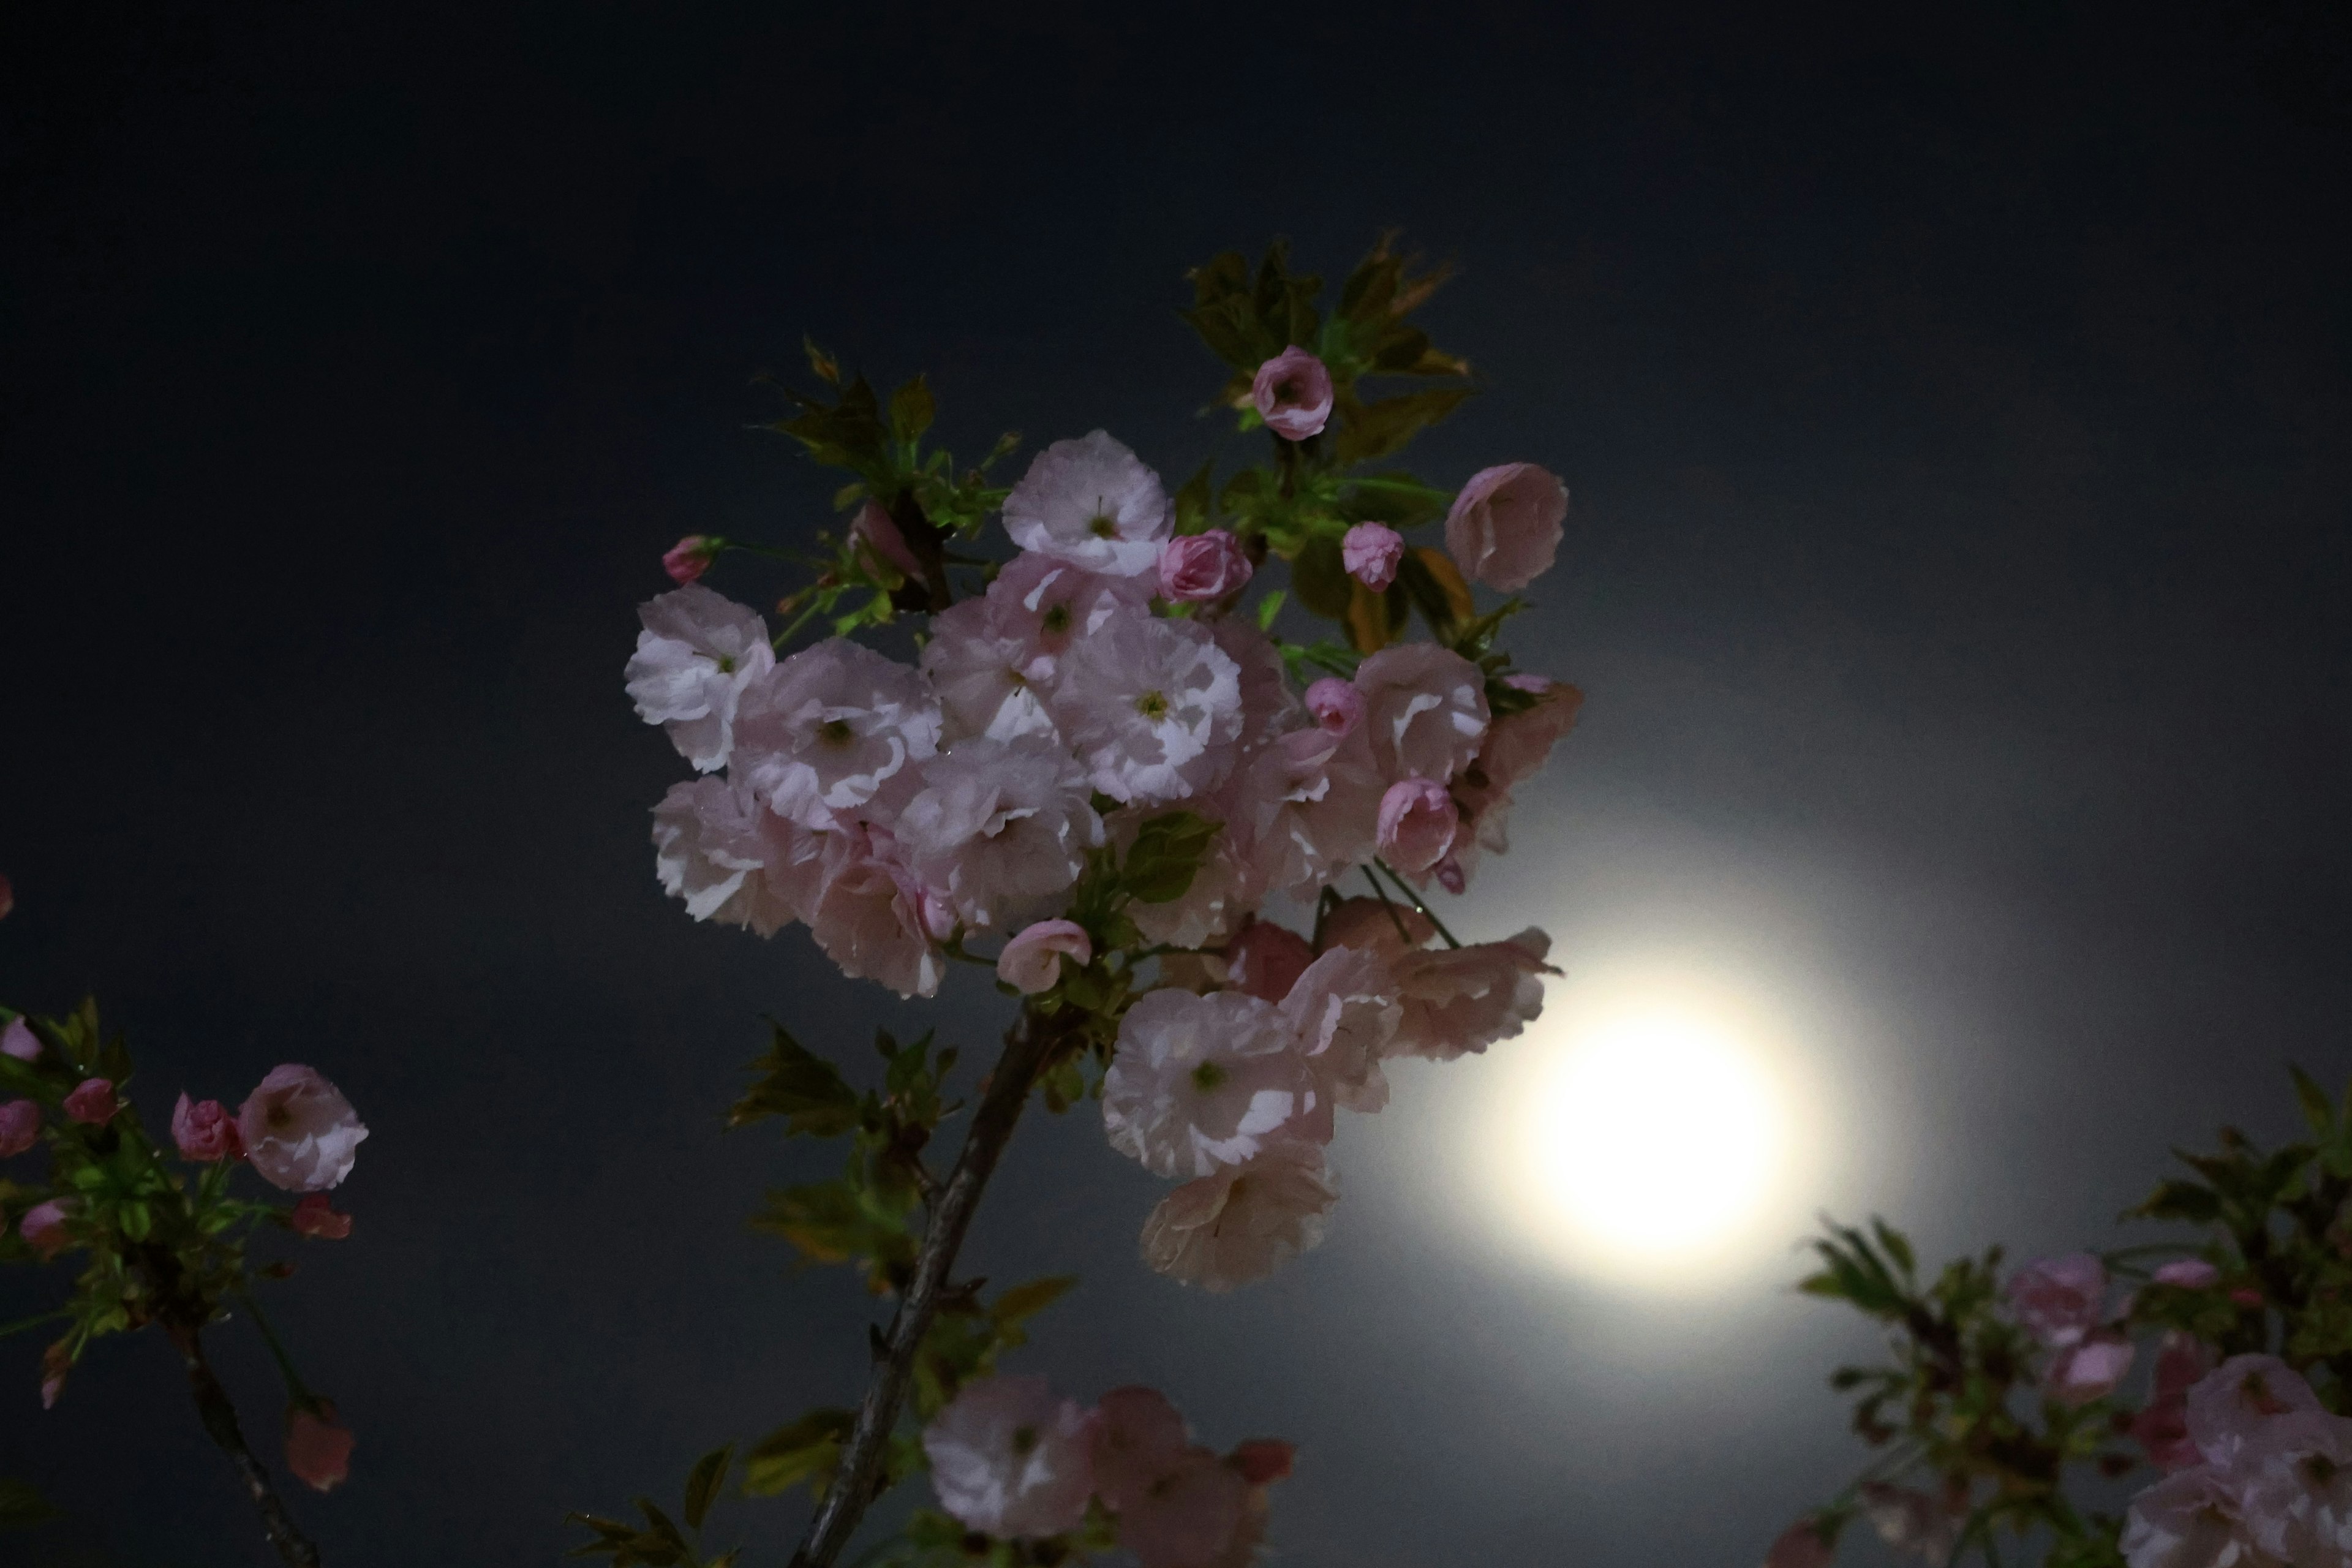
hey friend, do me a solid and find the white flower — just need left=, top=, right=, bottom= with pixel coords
left=624, top=586, right=775, bottom=772
left=1352, top=642, right=1489, bottom=785
left=733, top=638, right=941, bottom=830
left=1207, top=617, right=1298, bottom=758
left=1001, top=431, right=1171, bottom=577
left=895, top=737, right=1102, bottom=929
left=1237, top=726, right=1385, bottom=901
left=1103, top=989, right=1324, bottom=1178
left=920, top=595, right=1060, bottom=745
left=1140, top=1144, right=1338, bottom=1292
left=1389, top=929, right=1556, bottom=1061
left=2241, top=1411, right=2352, bottom=1565
left=2123, top=1467, right=2274, bottom=1568
left=922, top=1374, right=1096, bottom=1540
left=1058, top=609, right=1243, bottom=805
left=805, top=826, right=945, bottom=998
left=650, top=777, right=827, bottom=935
left=1278, top=946, right=1401, bottom=1114
left=236, top=1066, right=368, bottom=1193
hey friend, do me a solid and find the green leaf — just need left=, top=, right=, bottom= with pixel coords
left=889, top=375, right=934, bottom=445
left=1172, top=461, right=1215, bottom=535
left=1254, top=589, right=1286, bottom=631
left=683, top=1446, right=731, bottom=1532
left=1121, top=813, right=1222, bottom=905
left=990, top=1275, right=1078, bottom=1329
left=2128, top=1179, right=2223, bottom=1224
left=751, top=1178, right=914, bottom=1269
left=1288, top=532, right=1354, bottom=620
left=2291, top=1065, right=2335, bottom=1139
left=1869, top=1219, right=1917, bottom=1280
left=1332, top=387, right=1474, bottom=467
left=744, top=1408, right=856, bottom=1497
left=729, top=1028, right=860, bottom=1137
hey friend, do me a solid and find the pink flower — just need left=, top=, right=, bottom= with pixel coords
left=1229, top=1440, right=1292, bottom=1487
left=1376, top=777, right=1457, bottom=875
left=20, top=1199, right=71, bottom=1260
left=734, top=636, right=942, bottom=831
left=1443, top=462, right=1567, bottom=591
left=1104, top=989, right=1325, bottom=1178
left=286, top=1403, right=354, bottom=1492
left=2186, top=1354, right=2323, bottom=1469
left=1056, top=609, right=1245, bottom=805
left=1387, top=930, right=1556, bottom=1061
left=922, top=1374, right=1095, bottom=1539
left=1225, top=921, right=1314, bottom=1003
left=805, top=827, right=947, bottom=999
left=1092, top=1387, right=1194, bottom=1512
left=2153, top=1259, right=2222, bottom=1290
left=1251, top=348, right=1333, bottom=442
left=2121, top=1466, right=2260, bottom=1568
left=171, top=1095, right=244, bottom=1162
left=624, top=584, right=776, bottom=773
left=238, top=1066, right=369, bottom=1193
left=999, top=920, right=1092, bottom=995
left=1278, top=945, right=1400, bottom=1113
left=1159, top=530, right=1253, bottom=603
left=290, top=1193, right=352, bottom=1240
left=652, top=777, right=828, bottom=937
left=2048, top=1333, right=2135, bottom=1405
left=662, top=534, right=717, bottom=585
left=1352, top=643, right=1489, bottom=785
left=1002, top=431, right=1172, bottom=578
left=62, top=1078, right=117, bottom=1126
left=898, top=737, right=1102, bottom=931
left=1451, top=677, right=1583, bottom=873
left=1341, top=522, right=1404, bottom=590
left=1314, top=897, right=1436, bottom=962
left=1, top=1018, right=40, bottom=1061
left=2007, top=1254, right=2108, bottom=1349
left=2132, top=1333, right=2217, bottom=1472
left=1859, top=1482, right=1964, bottom=1563
left=851, top=500, right=925, bottom=584
left=1303, top=678, right=1363, bottom=737
left=0, top=1101, right=39, bottom=1159
left=1763, top=1520, right=1838, bottom=1568
left=1115, top=1449, right=1251, bottom=1568
left=1140, top=1143, right=1338, bottom=1292
left=2239, top=1408, right=2352, bottom=1564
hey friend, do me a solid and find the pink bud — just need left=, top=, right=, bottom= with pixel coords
left=2152, top=1259, right=2220, bottom=1290
left=1303, top=678, right=1363, bottom=737
left=1229, top=1439, right=1293, bottom=1486
left=286, top=1403, right=354, bottom=1492
left=1225, top=921, right=1314, bottom=1002
left=1, top=1019, right=40, bottom=1062
left=39, top=1341, right=69, bottom=1410
left=1341, top=522, right=1404, bottom=590
left=1157, top=530, right=1253, bottom=603
left=2047, top=1333, right=2135, bottom=1405
left=998, top=919, right=1092, bottom=995
left=918, top=887, right=959, bottom=943
left=662, top=535, right=717, bottom=585
left=290, top=1193, right=353, bottom=1240
left=1376, top=777, right=1458, bottom=875
left=20, top=1199, right=71, bottom=1261
left=1433, top=856, right=1466, bottom=895
left=1251, top=347, right=1334, bottom=442
left=852, top=500, right=925, bottom=584
left=0, top=873, right=12, bottom=920
left=62, top=1078, right=117, bottom=1126
left=172, top=1094, right=245, bottom=1163
left=1764, top=1520, right=1837, bottom=1568
left=0, top=1100, right=39, bottom=1159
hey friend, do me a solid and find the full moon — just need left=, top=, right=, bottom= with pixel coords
left=1471, top=973, right=1806, bottom=1285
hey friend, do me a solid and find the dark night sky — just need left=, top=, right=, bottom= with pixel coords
left=3, top=4, right=2350, bottom=1564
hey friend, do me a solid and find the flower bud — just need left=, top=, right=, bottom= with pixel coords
left=0, top=1101, right=39, bottom=1159
left=852, top=500, right=925, bottom=584
left=1341, top=522, right=1404, bottom=590
left=1376, top=777, right=1458, bottom=875
left=1303, top=678, right=1363, bottom=737
left=1, top=1019, right=39, bottom=1062
left=62, top=1078, right=118, bottom=1126
left=172, top=1094, right=244, bottom=1162
left=998, top=919, right=1092, bottom=995
left=1251, top=347, right=1333, bottom=441
left=1158, top=530, right=1253, bottom=603
left=662, top=535, right=718, bottom=585
left=290, top=1193, right=353, bottom=1240
left=286, top=1403, right=354, bottom=1492
left=20, top=1199, right=72, bottom=1261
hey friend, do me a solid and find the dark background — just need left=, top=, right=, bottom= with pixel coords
left=3, top=3, right=2349, bottom=1564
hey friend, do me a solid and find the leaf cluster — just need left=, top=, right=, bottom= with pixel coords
left=568, top=1445, right=741, bottom=1568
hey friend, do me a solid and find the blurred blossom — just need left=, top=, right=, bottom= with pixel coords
left=62, top=1078, right=117, bottom=1126
left=1443, top=462, right=1566, bottom=590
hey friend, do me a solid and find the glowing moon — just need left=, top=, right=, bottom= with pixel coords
left=1470, top=973, right=1809, bottom=1284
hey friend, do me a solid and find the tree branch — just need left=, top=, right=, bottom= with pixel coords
left=167, top=1322, right=322, bottom=1568
left=790, top=1004, right=1061, bottom=1568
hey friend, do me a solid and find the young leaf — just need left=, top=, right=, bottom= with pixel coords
left=743, top=1408, right=856, bottom=1497
left=729, top=1028, right=860, bottom=1137
left=989, top=1275, right=1078, bottom=1329
left=1121, top=813, right=1222, bottom=905
left=682, top=1446, right=732, bottom=1532
left=2291, top=1065, right=2335, bottom=1139
left=889, top=375, right=935, bottom=445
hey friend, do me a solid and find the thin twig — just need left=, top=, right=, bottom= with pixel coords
left=167, top=1322, right=322, bottom=1568
left=1368, top=858, right=1463, bottom=949
left=789, top=1005, right=1061, bottom=1568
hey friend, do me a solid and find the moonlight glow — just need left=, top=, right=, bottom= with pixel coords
left=1472, top=971, right=1809, bottom=1285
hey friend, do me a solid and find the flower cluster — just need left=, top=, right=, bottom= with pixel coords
left=922, top=1374, right=1292, bottom=1568
left=2121, top=1354, right=2352, bottom=1567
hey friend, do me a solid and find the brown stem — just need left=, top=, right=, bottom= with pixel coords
left=789, top=1006, right=1060, bottom=1568
left=167, top=1322, right=322, bottom=1568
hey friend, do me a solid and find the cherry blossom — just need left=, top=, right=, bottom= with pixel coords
left=662, top=535, right=717, bottom=584
left=1250, top=347, right=1333, bottom=442
left=2008, top=1253, right=2108, bottom=1349
left=2133, top=1333, right=2218, bottom=1472
left=1444, top=461, right=1567, bottom=591
left=1303, top=677, right=1363, bottom=736
left=922, top=1374, right=1096, bottom=1539
left=171, top=1094, right=244, bottom=1163
left=851, top=499, right=925, bottom=585
left=1224, top=921, right=1314, bottom=1003
left=1207, top=617, right=1298, bottom=758
left=1278, top=944, right=1401, bottom=1114
left=1002, top=431, right=1172, bottom=578
left=1, top=1018, right=37, bottom=1061
left=804, top=826, right=945, bottom=998
left=1352, top=642, right=1489, bottom=785
left=1116, top=1449, right=1251, bottom=1568
left=0, top=1099, right=38, bottom=1159
left=920, top=595, right=1061, bottom=744
left=1104, top=989, right=1324, bottom=1178
left=2121, top=1466, right=2269, bottom=1568
left=734, top=637, right=941, bottom=831
left=1341, top=522, right=1404, bottom=590
left=2155, top=1259, right=2223, bottom=1289
left=1058, top=610, right=1243, bottom=805
left=2048, top=1333, right=2136, bottom=1405
left=1860, top=1482, right=1967, bottom=1564
left=290, top=1194, right=353, bottom=1240
left=652, top=776, right=827, bottom=937
left=625, top=585, right=776, bottom=772
left=2240, top=1410, right=2352, bottom=1565
left=237, top=1066, right=369, bottom=1193
left=897, top=737, right=1102, bottom=930
left=1140, top=1143, right=1338, bottom=1292
left=2187, top=1356, right=2325, bottom=1470
left=1159, top=530, right=1253, bottom=603
left=286, top=1404, right=355, bottom=1492
left=1387, top=930, right=1556, bottom=1060
left=20, top=1199, right=71, bottom=1260
left=62, top=1078, right=117, bottom=1126
left=1091, top=1387, right=1193, bottom=1512
left=1376, top=776, right=1457, bottom=875
left=998, top=920, right=1092, bottom=995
